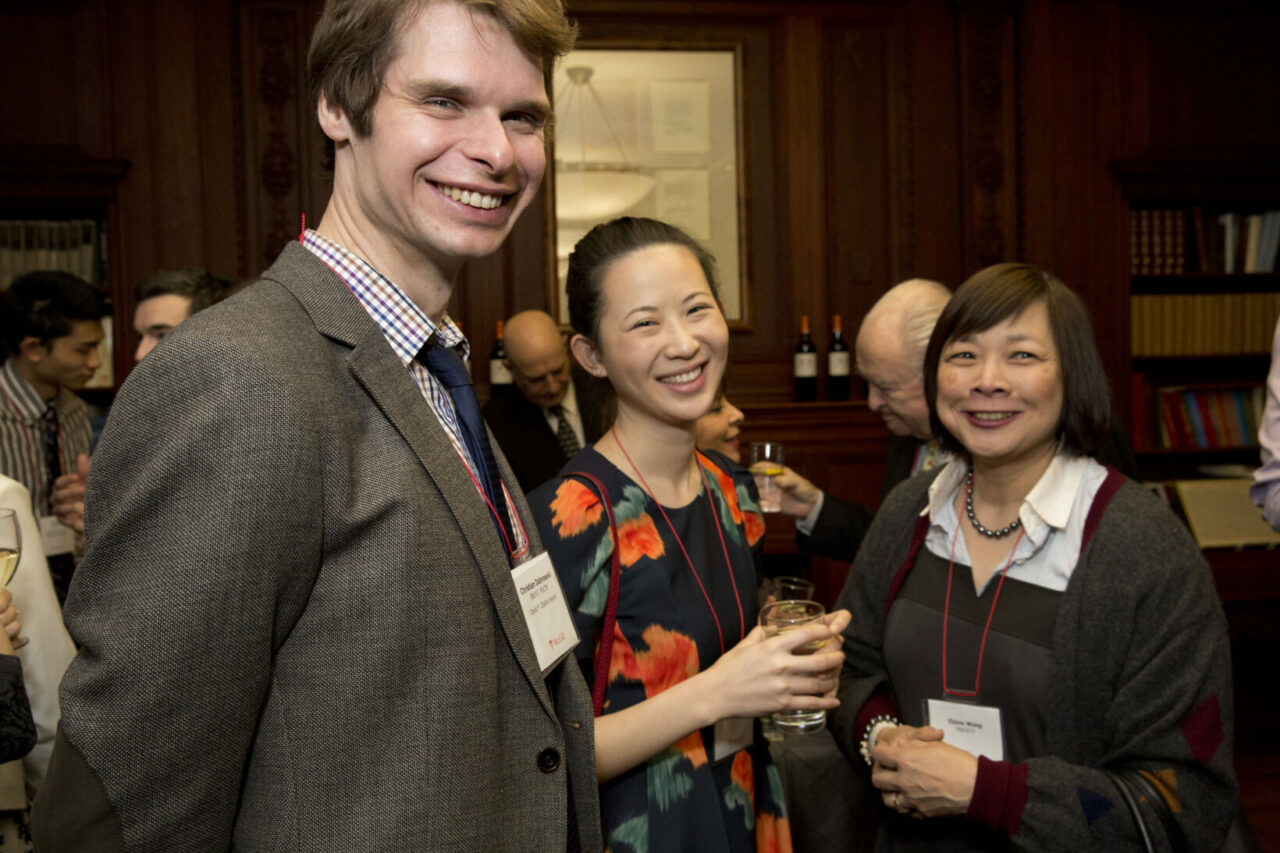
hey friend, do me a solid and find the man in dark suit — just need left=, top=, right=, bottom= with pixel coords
left=780, top=279, right=954, bottom=561
left=485, top=309, right=605, bottom=492
left=34, top=2, right=601, bottom=850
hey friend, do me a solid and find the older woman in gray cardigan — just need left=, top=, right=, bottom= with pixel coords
left=832, top=264, right=1235, bottom=851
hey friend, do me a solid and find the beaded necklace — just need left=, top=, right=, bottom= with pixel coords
left=964, top=470, right=1022, bottom=539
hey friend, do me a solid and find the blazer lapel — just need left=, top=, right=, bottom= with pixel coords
left=267, top=244, right=555, bottom=716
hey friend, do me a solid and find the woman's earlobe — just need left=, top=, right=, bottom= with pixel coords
left=570, top=334, right=607, bottom=378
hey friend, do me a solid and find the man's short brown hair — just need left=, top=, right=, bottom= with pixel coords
left=308, top=0, right=576, bottom=138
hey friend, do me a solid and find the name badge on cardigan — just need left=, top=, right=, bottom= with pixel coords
left=926, top=698, right=1005, bottom=761
left=514, top=551, right=579, bottom=674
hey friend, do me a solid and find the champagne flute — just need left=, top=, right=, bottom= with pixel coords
left=0, top=510, right=27, bottom=650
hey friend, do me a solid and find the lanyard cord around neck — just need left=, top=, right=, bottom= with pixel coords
left=610, top=424, right=745, bottom=655
left=941, top=519, right=1024, bottom=698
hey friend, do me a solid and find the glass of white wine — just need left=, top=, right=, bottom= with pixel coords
left=759, top=599, right=827, bottom=734
left=0, top=510, right=26, bottom=650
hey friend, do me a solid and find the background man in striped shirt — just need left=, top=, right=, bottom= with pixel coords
left=0, top=270, right=105, bottom=602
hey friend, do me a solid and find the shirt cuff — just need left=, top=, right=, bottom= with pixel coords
left=966, top=755, right=1029, bottom=836
left=794, top=491, right=826, bottom=535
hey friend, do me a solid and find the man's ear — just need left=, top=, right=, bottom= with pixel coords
left=317, top=92, right=355, bottom=144
left=17, top=336, right=48, bottom=364
left=569, top=334, right=606, bottom=378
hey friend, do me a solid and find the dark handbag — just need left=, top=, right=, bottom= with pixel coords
left=1105, top=769, right=1187, bottom=853
left=565, top=471, right=621, bottom=718
left=1106, top=768, right=1263, bottom=853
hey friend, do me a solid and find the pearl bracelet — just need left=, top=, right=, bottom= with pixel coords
left=859, top=714, right=900, bottom=766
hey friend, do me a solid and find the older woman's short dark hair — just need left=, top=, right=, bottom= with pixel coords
left=565, top=216, right=720, bottom=342
left=923, top=262, right=1112, bottom=458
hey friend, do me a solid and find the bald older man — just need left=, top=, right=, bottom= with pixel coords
left=483, top=310, right=606, bottom=492
left=779, top=279, right=953, bottom=561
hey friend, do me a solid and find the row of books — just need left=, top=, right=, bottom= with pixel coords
left=1131, top=292, right=1280, bottom=356
left=1128, top=208, right=1280, bottom=275
left=1154, top=385, right=1263, bottom=451
left=1130, top=209, right=1186, bottom=274
left=0, top=220, right=101, bottom=290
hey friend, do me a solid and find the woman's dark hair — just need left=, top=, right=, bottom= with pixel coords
left=565, top=216, right=720, bottom=341
left=922, top=262, right=1112, bottom=458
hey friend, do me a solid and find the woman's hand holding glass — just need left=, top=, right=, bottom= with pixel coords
left=698, top=619, right=845, bottom=724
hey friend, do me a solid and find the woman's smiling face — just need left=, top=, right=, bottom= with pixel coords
left=935, top=299, right=1064, bottom=469
left=586, top=243, right=728, bottom=430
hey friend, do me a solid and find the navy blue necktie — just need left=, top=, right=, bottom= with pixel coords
left=418, top=341, right=515, bottom=553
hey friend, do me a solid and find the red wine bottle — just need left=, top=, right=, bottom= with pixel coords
left=827, top=314, right=850, bottom=401
left=793, top=314, right=818, bottom=402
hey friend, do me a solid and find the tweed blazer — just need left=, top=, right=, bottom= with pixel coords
left=32, top=244, right=601, bottom=852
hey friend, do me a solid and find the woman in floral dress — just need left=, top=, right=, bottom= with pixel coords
left=529, top=217, right=850, bottom=853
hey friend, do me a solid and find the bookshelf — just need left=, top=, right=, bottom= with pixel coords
left=1114, top=161, right=1280, bottom=480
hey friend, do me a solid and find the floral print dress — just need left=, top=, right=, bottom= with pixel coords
left=529, top=447, right=792, bottom=853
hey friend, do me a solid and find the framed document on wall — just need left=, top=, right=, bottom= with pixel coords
left=547, top=47, right=749, bottom=327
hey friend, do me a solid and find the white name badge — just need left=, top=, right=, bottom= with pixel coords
left=38, top=515, right=76, bottom=557
left=926, top=698, right=1005, bottom=761
left=512, top=551, right=580, bottom=675
left=713, top=717, right=754, bottom=763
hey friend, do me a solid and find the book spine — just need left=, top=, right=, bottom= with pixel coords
left=1182, top=389, right=1207, bottom=448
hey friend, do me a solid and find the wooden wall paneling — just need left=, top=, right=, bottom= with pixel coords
left=72, top=1, right=112, bottom=156
left=149, top=3, right=209, bottom=270
left=101, top=2, right=158, bottom=368
left=192, top=1, right=246, bottom=284
left=0, top=9, right=80, bottom=147
left=822, top=9, right=912, bottom=373
left=957, top=4, right=1018, bottom=275
left=779, top=15, right=828, bottom=395
left=905, top=0, right=964, bottom=286
left=1018, top=0, right=1131, bottom=422
left=1142, top=8, right=1280, bottom=157
left=239, top=1, right=313, bottom=279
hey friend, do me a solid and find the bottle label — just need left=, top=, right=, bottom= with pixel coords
left=794, top=353, right=818, bottom=378
left=829, top=352, right=850, bottom=376
left=490, top=360, right=513, bottom=384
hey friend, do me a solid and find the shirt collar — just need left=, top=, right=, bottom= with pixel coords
left=1, top=359, right=52, bottom=420
left=301, top=229, right=469, bottom=365
left=922, top=447, right=1090, bottom=547
left=552, top=382, right=578, bottom=416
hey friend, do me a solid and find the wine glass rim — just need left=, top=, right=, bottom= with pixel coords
left=759, top=598, right=824, bottom=624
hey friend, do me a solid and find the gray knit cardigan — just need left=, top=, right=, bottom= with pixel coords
left=831, top=467, right=1236, bottom=851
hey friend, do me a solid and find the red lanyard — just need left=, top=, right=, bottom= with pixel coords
left=451, top=443, right=528, bottom=563
left=611, top=425, right=745, bottom=655
left=941, top=522, right=1024, bottom=698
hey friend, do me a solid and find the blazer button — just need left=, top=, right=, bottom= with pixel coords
left=537, top=747, right=561, bottom=773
